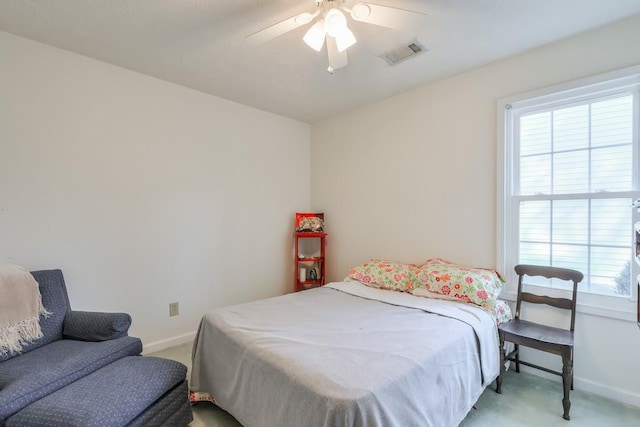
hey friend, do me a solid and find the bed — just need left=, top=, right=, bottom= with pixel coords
left=190, top=280, right=506, bottom=427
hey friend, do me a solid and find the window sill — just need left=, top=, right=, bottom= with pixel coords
left=500, top=291, right=637, bottom=322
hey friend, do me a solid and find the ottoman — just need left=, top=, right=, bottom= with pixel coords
left=6, top=356, right=193, bottom=426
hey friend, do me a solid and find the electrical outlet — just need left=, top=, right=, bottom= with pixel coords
left=169, top=302, right=179, bottom=317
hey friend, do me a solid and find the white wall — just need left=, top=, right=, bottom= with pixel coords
left=311, top=15, right=640, bottom=406
left=0, top=31, right=311, bottom=351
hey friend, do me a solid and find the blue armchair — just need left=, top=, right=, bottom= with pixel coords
left=0, top=269, right=192, bottom=426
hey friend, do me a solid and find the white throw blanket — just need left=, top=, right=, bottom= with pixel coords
left=0, top=265, right=49, bottom=355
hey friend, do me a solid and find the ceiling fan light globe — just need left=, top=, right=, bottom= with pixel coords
left=324, top=8, right=347, bottom=37
left=303, top=20, right=326, bottom=51
left=335, top=27, right=356, bottom=52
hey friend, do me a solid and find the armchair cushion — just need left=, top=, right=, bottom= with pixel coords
left=6, top=356, right=188, bottom=427
left=0, top=336, right=142, bottom=422
left=63, top=311, right=131, bottom=342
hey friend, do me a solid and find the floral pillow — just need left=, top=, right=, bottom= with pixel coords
left=347, top=259, right=418, bottom=292
left=481, top=299, right=513, bottom=325
left=414, top=258, right=504, bottom=306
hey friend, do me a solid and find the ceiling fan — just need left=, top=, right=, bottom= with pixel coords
left=246, top=0, right=427, bottom=73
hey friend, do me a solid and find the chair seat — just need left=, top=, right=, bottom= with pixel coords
left=499, top=318, right=574, bottom=348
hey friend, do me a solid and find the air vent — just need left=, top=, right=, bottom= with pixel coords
left=379, top=42, right=426, bottom=66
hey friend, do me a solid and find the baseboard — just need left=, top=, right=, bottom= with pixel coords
left=142, top=331, right=196, bottom=355
left=518, top=365, right=640, bottom=408
left=575, top=376, right=640, bottom=408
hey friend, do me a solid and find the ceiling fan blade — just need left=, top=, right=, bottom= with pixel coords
left=246, top=11, right=318, bottom=44
left=349, top=2, right=427, bottom=30
left=327, top=36, right=348, bottom=73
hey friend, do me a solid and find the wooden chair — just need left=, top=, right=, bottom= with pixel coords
left=496, top=264, right=584, bottom=421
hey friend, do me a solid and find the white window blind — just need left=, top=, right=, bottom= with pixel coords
left=516, top=95, right=635, bottom=296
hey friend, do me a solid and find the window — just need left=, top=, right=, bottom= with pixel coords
left=499, top=67, right=640, bottom=318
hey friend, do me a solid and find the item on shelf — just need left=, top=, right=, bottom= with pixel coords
left=295, top=212, right=325, bottom=232
left=310, top=268, right=318, bottom=282
left=299, top=268, right=307, bottom=282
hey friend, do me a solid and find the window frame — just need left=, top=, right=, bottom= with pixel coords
left=497, top=65, right=640, bottom=322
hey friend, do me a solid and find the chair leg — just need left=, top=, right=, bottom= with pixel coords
left=571, top=372, right=574, bottom=391
left=497, top=332, right=505, bottom=394
left=570, top=348, right=574, bottom=391
left=561, top=349, right=573, bottom=421
left=514, top=343, right=520, bottom=373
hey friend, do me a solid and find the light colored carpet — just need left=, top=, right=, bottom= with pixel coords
left=150, top=342, right=640, bottom=426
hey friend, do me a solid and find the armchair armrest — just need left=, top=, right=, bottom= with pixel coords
left=63, top=311, right=131, bottom=342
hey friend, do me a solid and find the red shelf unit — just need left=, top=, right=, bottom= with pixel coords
left=294, top=213, right=326, bottom=292
left=294, top=232, right=327, bottom=292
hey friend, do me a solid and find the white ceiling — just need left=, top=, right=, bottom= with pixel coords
left=2, top=0, right=640, bottom=123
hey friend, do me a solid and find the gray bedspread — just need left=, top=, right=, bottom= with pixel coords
left=191, top=281, right=500, bottom=427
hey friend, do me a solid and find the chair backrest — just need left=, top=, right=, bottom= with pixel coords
left=514, top=264, right=584, bottom=332
left=0, top=269, right=72, bottom=362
